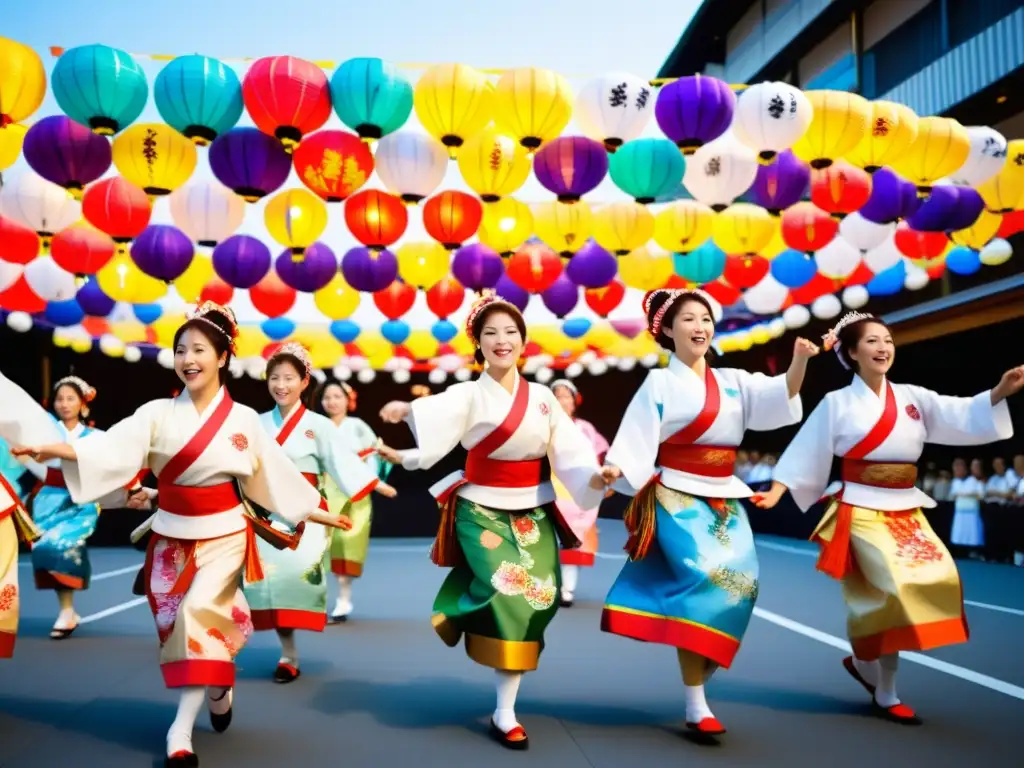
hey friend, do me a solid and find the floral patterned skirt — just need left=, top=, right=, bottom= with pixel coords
left=431, top=497, right=560, bottom=672
left=325, top=473, right=373, bottom=578
left=601, top=485, right=759, bottom=669
left=144, top=530, right=254, bottom=689
left=812, top=502, right=967, bottom=660
left=244, top=523, right=330, bottom=632
left=30, top=488, right=99, bottom=591
left=0, top=515, right=18, bottom=658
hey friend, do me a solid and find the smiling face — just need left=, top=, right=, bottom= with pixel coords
left=268, top=358, right=308, bottom=409
left=174, top=327, right=226, bottom=394
left=553, top=385, right=576, bottom=416
left=53, top=384, right=83, bottom=423
left=321, top=383, right=348, bottom=418
left=664, top=298, right=715, bottom=362
left=479, top=309, right=524, bottom=371
left=847, top=321, right=895, bottom=377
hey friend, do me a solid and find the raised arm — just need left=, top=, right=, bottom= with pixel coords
left=603, top=372, right=663, bottom=495
left=379, top=382, right=473, bottom=471
left=0, top=371, right=63, bottom=448
left=314, top=419, right=391, bottom=501
left=911, top=373, right=1017, bottom=446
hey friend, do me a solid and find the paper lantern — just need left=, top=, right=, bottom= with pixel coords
left=242, top=56, right=332, bottom=150
left=564, top=241, right=617, bottom=289
left=674, top=241, right=726, bottom=284
left=478, top=198, right=534, bottom=256
left=345, top=189, right=408, bottom=249
left=51, top=44, right=148, bottom=135
left=592, top=201, right=655, bottom=256
left=780, top=202, right=837, bottom=253
left=655, top=74, right=735, bottom=154
left=949, top=126, right=1008, bottom=188
left=839, top=212, right=894, bottom=253
left=810, top=161, right=872, bottom=220
left=732, top=81, right=812, bottom=163
left=82, top=177, right=152, bottom=244
left=250, top=269, right=297, bottom=318
left=422, top=190, right=483, bottom=249
left=617, top=244, right=673, bottom=291
left=846, top=101, right=918, bottom=173
left=154, top=54, right=243, bottom=146
left=893, top=117, right=971, bottom=194
left=791, top=90, right=870, bottom=169
left=712, top=203, right=776, bottom=256
left=653, top=200, right=714, bottom=253
left=0, top=36, right=47, bottom=126
left=169, top=180, right=245, bottom=246
left=682, top=131, right=758, bottom=210
left=396, top=241, right=448, bottom=289
left=451, top=243, right=504, bottom=291
left=976, top=139, right=1024, bottom=213
left=208, top=127, right=292, bottom=203
left=373, top=130, right=448, bottom=204
left=23, top=116, right=111, bottom=198
left=457, top=126, right=532, bottom=202
left=374, top=280, right=417, bottom=320
left=609, top=138, right=685, bottom=203
left=493, top=67, right=572, bottom=150
left=533, top=136, right=609, bottom=202
left=506, top=243, right=562, bottom=293
left=341, top=246, right=399, bottom=293
left=749, top=150, right=810, bottom=215
left=413, top=64, right=493, bottom=156
left=330, top=57, right=413, bottom=140
left=130, top=224, right=195, bottom=282
left=314, top=274, right=361, bottom=321
left=263, top=188, right=328, bottom=258
left=533, top=200, right=593, bottom=257
left=212, top=234, right=272, bottom=289
left=0, top=170, right=81, bottom=248
left=814, top=237, right=861, bottom=279
left=426, top=276, right=465, bottom=319
left=111, top=123, right=198, bottom=197
left=275, top=242, right=337, bottom=293
left=292, top=129, right=374, bottom=202
left=0, top=214, right=40, bottom=264
left=575, top=73, right=653, bottom=151
left=541, top=274, right=579, bottom=318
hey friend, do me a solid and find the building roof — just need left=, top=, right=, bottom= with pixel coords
left=657, top=0, right=755, bottom=79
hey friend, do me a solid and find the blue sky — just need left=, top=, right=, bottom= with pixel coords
left=3, top=0, right=704, bottom=328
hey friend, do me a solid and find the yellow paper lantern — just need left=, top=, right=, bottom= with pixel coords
left=108, top=321, right=150, bottom=344
left=96, top=252, right=167, bottom=303
left=355, top=330, right=393, bottom=369
left=749, top=324, right=771, bottom=345
left=0, top=123, right=27, bottom=174
left=449, top=330, right=475, bottom=356
left=234, top=325, right=268, bottom=359
left=264, top=188, right=328, bottom=258
left=0, top=37, right=47, bottom=126
left=478, top=198, right=533, bottom=256
left=314, top=273, right=361, bottom=320
left=70, top=337, right=93, bottom=354
left=531, top=326, right=586, bottom=356
left=592, top=202, right=655, bottom=256
left=532, top=200, right=593, bottom=257
left=791, top=90, right=870, bottom=169
left=492, top=67, right=573, bottom=151
left=404, top=329, right=439, bottom=360
left=413, top=63, right=493, bottom=158
left=892, top=116, right=970, bottom=194
left=976, top=139, right=1024, bottom=213
left=150, top=313, right=186, bottom=348
left=582, top=322, right=621, bottom=352
left=950, top=209, right=1002, bottom=250
left=845, top=101, right=919, bottom=172
left=712, top=203, right=777, bottom=255
left=397, top=241, right=449, bottom=289
left=457, top=125, right=532, bottom=202
left=111, top=123, right=198, bottom=198
left=653, top=200, right=714, bottom=254
left=617, top=245, right=673, bottom=291
left=759, top=225, right=789, bottom=260
left=174, top=254, right=214, bottom=303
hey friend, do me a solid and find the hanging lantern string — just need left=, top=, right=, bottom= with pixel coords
left=46, top=46, right=747, bottom=90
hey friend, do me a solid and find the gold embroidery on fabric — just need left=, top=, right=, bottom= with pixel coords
left=709, top=566, right=759, bottom=604
left=702, top=449, right=736, bottom=467
left=857, top=463, right=917, bottom=486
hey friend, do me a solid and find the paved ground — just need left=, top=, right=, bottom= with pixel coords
left=1, top=522, right=1022, bottom=767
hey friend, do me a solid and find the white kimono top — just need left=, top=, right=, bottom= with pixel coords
left=398, top=370, right=604, bottom=512
left=606, top=355, right=803, bottom=499
left=0, top=371, right=62, bottom=513
left=335, top=416, right=381, bottom=477
left=62, top=387, right=322, bottom=540
left=773, top=374, right=1014, bottom=512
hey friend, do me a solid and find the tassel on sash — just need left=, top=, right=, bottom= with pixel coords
left=430, top=486, right=465, bottom=568
left=11, top=505, right=41, bottom=544
left=243, top=522, right=266, bottom=583
left=623, top=474, right=660, bottom=561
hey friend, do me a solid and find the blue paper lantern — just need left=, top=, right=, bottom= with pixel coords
left=51, top=44, right=149, bottom=135
left=770, top=249, right=817, bottom=288
left=431, top=319, right=457, bottom=343
left=381, top=319, right=411, bottom=345
left=75, top=281, right=115, bottom=317
left=674, top=241, right=726, bottom=283
left=330, top=58, right=413, bottom=140
left=562, top=317, right=591, bottom=339
left=608, top=138, right=686, bottom=204
left=330, top=319, right=361, bottom=344
left=133, top=302, right=163, bottom=325
left=261, top=317, right=295, bottom=341
left=154, top=55, right=244, bottom=146
left=45, top=299, right=85, bottom=327
left=945, top=246, right=982, bottom=276
left=866, top=261, right=906, bottom=297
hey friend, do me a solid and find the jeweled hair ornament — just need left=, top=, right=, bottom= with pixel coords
left=269, top=342, right=313, bottom=378
left=642, top=287, right=714, bottom=338
left=54, top=375, right=96, bottom=402
left=464, top=289, right=523, bottom=344
left=187, top=301, right=239, bottom=353
left=822, top=310, right=874, bottom=370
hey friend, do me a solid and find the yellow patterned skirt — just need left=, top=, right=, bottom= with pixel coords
left=0, top=515, right=17, bottom=658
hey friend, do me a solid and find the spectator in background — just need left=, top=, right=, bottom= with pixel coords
left=1007, top=454, right=1022, bottom=489
left=745, top=452, right=774, bottom=489
left=931, top=469, right=952, bottom=502
left=984, top=457, right=1015, bottom=505
left=735, top=450, right=752, bottom=483
left=919, top=462, right=938, bottom=494
left=950, top=458, right=985, bottom=558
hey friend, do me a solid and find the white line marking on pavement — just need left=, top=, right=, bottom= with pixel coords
left=963, top=600, right=1024, bottom=617
left=93, top=564, right=143, bottom=581
left=79, top=597, right=148, bottom=625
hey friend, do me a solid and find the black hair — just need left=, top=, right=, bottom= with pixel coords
left=172, top=310, right=235, bottom=384
left=646, top=291, right=716, bottom=362
left=471, top=302, right=527, bottom=365
left=52, top=381, right=90, bottom=421
left=836, top=317, right=892, bottom=373
left=315, top=378, right=354, bottom=416
left=266, top=354, right=316, bottom=409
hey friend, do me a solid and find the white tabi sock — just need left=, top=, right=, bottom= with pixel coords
left=684, top=684, right=714, bottom=723
left=875, top=653, right=900, bottom=708
left=493, top=670, right=523, bottom=733
left=207, top=685, right=232, bottom=715
left=333, top=575, right=353, bottom=616
left=55, top=590, right=77, bottom=628
left=277, top=629, right=298, bottom=666
left=853, top=657, right=881, bottom=689
left=561, top=564, right=579, bottom=598
left=167, top=686, right=205, bottom=756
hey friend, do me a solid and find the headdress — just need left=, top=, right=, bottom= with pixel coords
left=822, top=311, right=873, bottom=370
left=54, top=375, right=96, bottom=402
left=268, top=341, right=313, bottom=378
left=186, top=301, right=239, bottom=353
left=464, top=289, right=523, bottom=344
left=549, top=378, right=581, bottom=406
left=642, top=288, right=714, bottom=338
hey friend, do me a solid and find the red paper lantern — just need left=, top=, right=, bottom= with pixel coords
left=997, top=210, right=1024, bottom=239
left=506, top=243, right=562, bottom=293
left=781, top=201, right=838, bottom=253
left=0, top=215, right=40, bottom=264
left=200, top=276, right=234, bottom=306
left=789, top=272, right=837, bottom=305
left=926, top=258, right=946, bottom=279
left=423, top=191, right=483, bottom=250
left=293, top=130, right=374, bottom=202
left=51, top=224, right=115, bottom=277
left=702, top=279, right=742, bottom=307
left=374, top=280, right=417, bottom=320
left=810, top=161, right=871, bottom=220
left=845, top=261, right=875, bottom=287
left=82, top=177, right=152, bottom=244
left=584, top=279, right=625, bottom=317
left=242, top=56, right=332, bottom=151
left=250, top=269, right=296, bottom=318
left=345, top=189, right=408, bottom=249
left=894, top=223, right=948, bottom=261
left=0, top=275, right=46, bottom=313
left=426, top=276, right=465, bottom=318
left=81, top=316, right=110, bottom=337
left=722, top=254, right=769, bottom=290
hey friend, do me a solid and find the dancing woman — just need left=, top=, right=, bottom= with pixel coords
left=599, top=288, right=819, bottom=736
left=548, top=378, right=609, bottom=607
left=756, top=311, right=1022, bottom=724
left=13, top=302, right=347, bottom=768
left=376, top=290, right=606, bottom=750
left=243, top=343, right=396, bottom=682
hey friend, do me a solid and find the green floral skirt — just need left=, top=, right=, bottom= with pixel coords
left=323, top=473, right=373, bottom=578
left=432, top=497, right=561, bottom=672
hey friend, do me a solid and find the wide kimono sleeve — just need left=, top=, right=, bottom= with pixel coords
left=578, top=419, right=610, bottom=462
left=604, top=371, right=664, bottom=496
left=79, top=428, right=135, bottom=509
left=0, top=371, right=62, bottom=447
left=353, top=418, right=383, bottom=478
left=735, top=369, right=803, bottom=431
left=314, top=417, right=379, bottom=502
left=546, top=390, right=603, bottom=511
left=771, top=395, right=836, bottom=512
left=908, top=385, right=1014, bottom=446
left=397, top=382, right=474, bottom=472
left=242, top=415, right=323, bottom=527
left=61, top=405, right=156, bottom=505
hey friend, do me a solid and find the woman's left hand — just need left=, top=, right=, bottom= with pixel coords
left=793, top=337, right=820, bottom=359
left=309, top=511, right=352, bottom=530
left=992, top=365, right=1024, bottom=403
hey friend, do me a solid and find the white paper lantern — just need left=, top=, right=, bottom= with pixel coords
left=356, top=368, right=376, bottom=384
left=345, top=355, right=367, bottom=372
left=454, top=367, right=472, bottom=382
left=980, top=238, right=1013, bottom=266
left=156, top=348, right=175, bottom=369
left=732, top=82, right=813, bottom=161
left=575, top=72, right=653, bottom=150
left=811, top=293, right=841, bottom=320
left=641, top=352, right=661, bottom=368
left=427, top=368, right=447, bottom=385
left=949, top=126, right=1007, bottom=188
left=392, top=369, right=410, bottom=384
left=310, top=368, right=326, bottom=384
left=373, top=130, right=448, bottom=203
left=682, top=131, right=758, bottom=210
left=864, top=235, right=903, bottom=274
left=577, top=350, right=598, bottom=366
left=534, top=366, right=554, bottom=384
left=742, top=274, right=789, bottom=315
left=246, top=357, right=267, bottom=379
left=23, top=257, right=77, bottom=301
left=169, top=180, right=245, bottom=246
left=903, top=262, right=930, bottom=291
left=332, top=364, right=352, bottom=381
left=618, top=356, right=637, bottom=371
left=99, top=333, right=125, bottom=357
left=6, top=311, right=32, bottom=332
left=437, top=353, right=464, bottom=373
left=783, top=304, right=810, bottom=329
left=842, top=285, right=869, bottom=309
left=565, top=362, right=584, bottom=378
left=839, top=212, right=893, bottom=252
left=768, top=317, right=787, bottom=337
left=123, top=345, right=142, bottom=363
left=0, top=170, right=80, bottom=240
left=815, top=237, right=861, bottom=278
left=587, top=359, right=609, bottom=376
left=0, top=261, right=22, bottom=293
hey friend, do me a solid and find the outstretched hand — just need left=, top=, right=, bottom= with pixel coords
left=375, top=481, right=398, bottom=498
left=793, top=337, right=821, bottom=359
left=376, top=443, right=402, bottom=465
left=992, top=365, right=1024, bottom=404
left=752, top=482, right=787, bottom=509
left=600, top=465, right=622, bottom=485
left=309, top=511, right=352, bottom=530
left=379, top=401, right=411, bottom=424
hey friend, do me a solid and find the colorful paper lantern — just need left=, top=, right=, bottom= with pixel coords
left=82, top=177, right=152, bottom=244
left=506, top=242, right=562, bottom=293
left=731, top=81, right=812, bottom=163
left=154, top=54, right=244, bottom=146
left=0, top=36, right=47, bottom=126
left=564, top=241, right=617, bottom=288
left=533, top=136, right=608, bottom=203
left=292, top=129, right=374, bottom=202
left=263, top=188, right=328, bottom=258
left=478, top=198, right=534, bottom=256
left=250, top=269, right=297, bottom=318
left=541, top=274, right=579, bottom=318
left=111, top=123, right=198, bottom=197
left=412, top=63, right=493, bottom=156
left=212, top=234, right=272, bottom=289
left=585, top=279, right=625, bottom=317
left=609, top=138, right=685, bottom=203
left=422, top=190, right=483, bottom=249
left=780, top=201, right=838, bottom=253
left=275, top=242, right=337, bottom=292
left=51, top=44, right=148, bottom=135
left=341, top=246, right=398, bottom=293
left=457, top=126, right=532, bottom=202
left=345, top=189, right=408, bottom=249
left=810, top=161, right=872, bottom=220
left=373, top=130, right=448, bottom=204
left=451, top=243, right=504, bottom=291
left=169, top=180, right=245, bottom=247
left=892, top=116, right=971, bottom=194
left=533, top=200, right=593, bottom=257
left=653, top=200, right=714, bottom=253
left=242, top=56, right=332, bottom=150
left=492, top=67, right=572, bottom=150
left=22, top=116, right=111, bottom=198
left=592, top=201, right=655, bottom=256
left=791, top=90, right=870, bottom=170
left=846, top=101, right=918, bottom=173
left=373, top=280, right=416, bottom=320
left=748, top=150, right=809, bottom=215
left=654, top=74, right=735, bottom=154
left=330, top=57, right=413, bottom=140
left=208, top=127, right=292, bottom=203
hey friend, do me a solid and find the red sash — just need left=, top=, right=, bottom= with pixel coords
left=43, top=468, right=66, bottom=488
left=275, top=404, right=306, bottom=447
left=816, top=380, right=902, bottom=580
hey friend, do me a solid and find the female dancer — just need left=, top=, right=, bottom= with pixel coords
left=13, top=302, right=347, bottom=767
left=756, top=311, right=1021, bottom=724
left=549, top=378, right=609, bottom=607
left=376, top=290, right=606, bottom=750
left=244, top=343, right=397, bottom=682
left=600, top=288, right=819, bottom=736
left=318, top=379, right=385, bottom=622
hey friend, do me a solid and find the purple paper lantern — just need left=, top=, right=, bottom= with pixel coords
left=341, top=246, right=398, bottom=293
left=208, top=127, right=292, bottom=203
left=905, top=185, right=960, bottom=232
left=130, top=225, right=195, bottom=282
left=858, top=168, right=922, bottom=225
left=76, top=280, right=115, bottom=317
left=533, top=136, right=609, bottom=202
left=946, top=186, right=985, bottom=232
left=541, top=274, right=579, bottom=318
left=565, top=241, right=617, bottom=288
left=276, top=242, right=337, bottom=293
left=212, top=234, right=272, bottom=289
left=655, top=74, right=736, bottom=154
left=451, top=243, right=504, bottom=291
left=750, top=150, right=809, bottom=215
left=23, top=115, right=112, bottom=196
left=494, top=273, right=529, bottom=312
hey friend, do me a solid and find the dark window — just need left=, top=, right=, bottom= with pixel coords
left=947, top=0, right=1019, bottom=47
left=861, top=2, right=943, bottom=98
